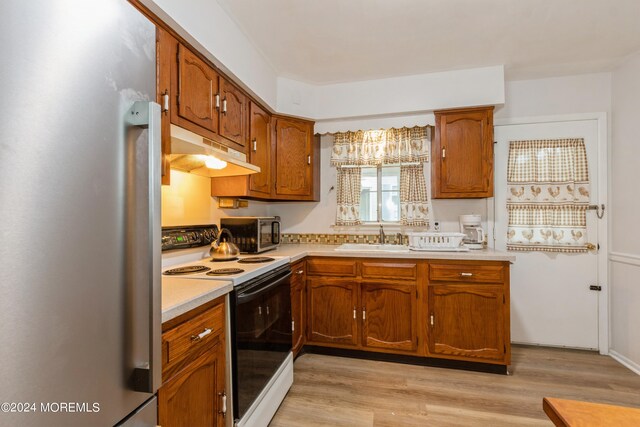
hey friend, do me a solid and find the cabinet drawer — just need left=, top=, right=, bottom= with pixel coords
left=361, top=262, right=417, bottom=281
left=162, top=302, right=224, bottom=378
left=291, top=261, right=306, bottom=286
left=429, top=263, right=505, bottom=283
left=307, top=258, right=356, bottom=277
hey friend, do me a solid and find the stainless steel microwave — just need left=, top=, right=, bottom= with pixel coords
left=219, top=216, right=281, bottom=253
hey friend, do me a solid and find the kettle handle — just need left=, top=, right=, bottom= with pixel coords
left=217, top=228, right=234, bottom=244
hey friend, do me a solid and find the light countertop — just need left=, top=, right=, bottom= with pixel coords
left=162, top=277, right=233, bottom=323
left=270, top=244, right=516, bottom=263
left=161, top=244, right=515, bottom=323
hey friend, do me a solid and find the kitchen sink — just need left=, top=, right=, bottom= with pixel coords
left=334, top=243, right=410, bottom=252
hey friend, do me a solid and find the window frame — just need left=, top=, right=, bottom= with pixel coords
left=360, top=164, right=401, bottom=224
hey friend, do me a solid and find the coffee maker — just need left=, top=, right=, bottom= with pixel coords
left=459, top=214, right=484, bottom=250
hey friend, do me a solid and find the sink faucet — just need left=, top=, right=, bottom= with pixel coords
left=379, top=225, right=386, bottom=244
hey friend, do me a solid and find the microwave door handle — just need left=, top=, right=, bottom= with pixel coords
left=236, top=272, right=292, bottom=304
left=272, top=221, right=280, bottom=244
left=126, top=101, right=162, bottom=394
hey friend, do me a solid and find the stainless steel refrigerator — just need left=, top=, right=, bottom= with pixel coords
left=0, top=0, right=161, bottom=425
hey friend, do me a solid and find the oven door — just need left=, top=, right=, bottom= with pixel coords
left=231, top=267, right=292, bottom=421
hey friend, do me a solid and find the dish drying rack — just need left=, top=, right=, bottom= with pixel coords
left=406, top=232, right=469, bottom=252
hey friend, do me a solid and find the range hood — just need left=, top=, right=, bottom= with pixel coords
left=169, top=124, right=260, bottom=177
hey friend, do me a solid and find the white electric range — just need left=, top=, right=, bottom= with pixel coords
left=161, top=225, right=293, bottom=427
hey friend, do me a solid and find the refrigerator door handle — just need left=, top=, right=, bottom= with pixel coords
left=126, top=101, right=162, bottom=394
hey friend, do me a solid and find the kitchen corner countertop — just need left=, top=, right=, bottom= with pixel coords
left=162, top=278, right=233, bottom=323
left=270, top=244, right=516, bottom=263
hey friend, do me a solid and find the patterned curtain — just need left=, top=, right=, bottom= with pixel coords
left=506, top=139, right=590, bottom=252
left=335, top=167, right=362, bottom=226
left=400, top=164, right=429, bottom=226
left=331, top=127, right=430, bottom=166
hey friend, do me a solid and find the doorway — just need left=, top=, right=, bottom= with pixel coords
left=492, top=114, right=608, bottom=352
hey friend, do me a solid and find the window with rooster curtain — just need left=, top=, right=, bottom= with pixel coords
left=506, top=138, right=590, bottom=252
left=331, top=126, right=431, bottom=226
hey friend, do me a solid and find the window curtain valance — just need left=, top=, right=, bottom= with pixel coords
left=506, top=138, right=590, bottom=253
left=332, top=126, right=431, bottom=227
left=331, top=126, right=430, bottom=166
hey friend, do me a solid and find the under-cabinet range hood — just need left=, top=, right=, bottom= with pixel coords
left=169, top=125, right=260, bottom=177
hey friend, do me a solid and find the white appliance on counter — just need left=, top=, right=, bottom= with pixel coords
left=1, top=1, right=160, bottom=425
left=162, top=225, right=293, bottom=427
left=459, top=214, right=485, bottom=250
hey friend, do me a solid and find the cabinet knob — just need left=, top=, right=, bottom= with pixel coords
left=162, top=90, right=169, bottom=113
left=222, top=98, right=227, bottom=114
left=296, top=269, right=304, bottom=275
left=307, top=155, right=311, bottom=165
left=252, top=139, right=257, bottom=152
left=460, top=272, right=473, bottom=277
left=215, top=93, right=220, bottom=110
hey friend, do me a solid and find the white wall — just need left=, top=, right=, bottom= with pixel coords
left=278, top=66, right=505, bottom=120
left=495, top=72, right=612, bottom=119
left=609, top=51, right=640, bottom=372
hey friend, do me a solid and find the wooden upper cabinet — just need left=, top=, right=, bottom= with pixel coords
left=427, top=284, right=506, bottom=363
left=174, top=44, right=219, bottom=133
left=248, top=101, right=271, bottom=195
left=432, top=106, right=494, bottom=198
left=306, top=278, right=358, bottom=347
left=361, top=282, right=418, bottom=352
left=219, top=78, right=245, bottom=147
left=274, top=117, right=317, bottom=199
left=156, top=27, right=176, bottom=186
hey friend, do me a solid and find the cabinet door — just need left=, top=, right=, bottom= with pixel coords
left=248, top=101, right=272, bottom=195
left=432, top=107, right=494, bottom=198
left=175, top=45, right=219, bottom=133
left=307, top=278, right=358, bottom=346
left=361, top=282, right=418, bottom=352
left=156, top=27, right=176, bottom=186
left=291, top=281, right=305, bottom=357
left=158, top=339, right=226, bottom=427
left=219, top=78, right=245, bottom=147
left=275, top=118, right=312, bottom=197
left=427, top=284, right=506, bottom=362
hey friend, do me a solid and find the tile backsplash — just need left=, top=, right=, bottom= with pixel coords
left=281, top=233, right=406, bottom=245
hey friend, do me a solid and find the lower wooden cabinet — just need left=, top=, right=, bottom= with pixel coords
left=306, top=278, right=358, bottom=347
left=427, top=284, right=506, bottom=363
left=291, top=261, right=306, bottom=357
left=361, top=282, right=418, bottom=352
left=158, top=339, right=225, bottom=427
left=299, top=257, right=511, bottom=367
left=159, top=298, right=226, bottom=427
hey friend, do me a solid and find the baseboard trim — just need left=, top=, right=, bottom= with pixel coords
left=304, top=346, right=508, bottom=375
left=609, top=350, right=640, bottom=376
left=609, top=252, right=640, bottom=267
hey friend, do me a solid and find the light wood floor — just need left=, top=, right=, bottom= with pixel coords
left=270, top=346, right=640, bottom=426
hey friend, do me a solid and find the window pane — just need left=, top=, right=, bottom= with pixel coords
left=360, top=167, right=378, bottom=222
left=381, top=191, right=399, bottom=221
left=382, top=166, right=400, bottom=191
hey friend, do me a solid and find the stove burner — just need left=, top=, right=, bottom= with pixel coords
left=238, top=257, right=275, bottom=264
left=206, top=268, right=245, bottom=276
left=210, top=257, right=239, bottom=262
left=163, top=265, right=211, bottom=275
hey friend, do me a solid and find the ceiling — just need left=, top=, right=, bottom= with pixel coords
left=216, top=0, right=640, bottom=84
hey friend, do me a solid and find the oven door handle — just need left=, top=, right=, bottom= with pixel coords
left=236, top=271, right=292, bottom=304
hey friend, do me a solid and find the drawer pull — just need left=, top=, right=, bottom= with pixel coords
left=190, top=327, right=212, bottom=342
left=460, top=272, right=473, bottom=277
left=296, top=269, right=304, bottom=275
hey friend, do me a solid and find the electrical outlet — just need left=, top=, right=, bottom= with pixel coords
left=433, top=221, right=440, bottom=231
